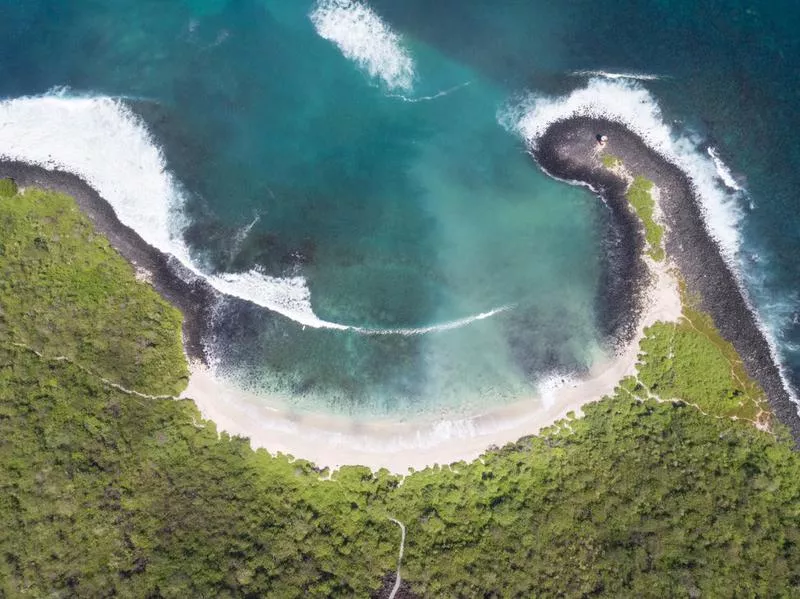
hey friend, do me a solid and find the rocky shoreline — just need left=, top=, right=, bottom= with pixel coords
left=533, top=116, right=800, bottom=440
left=0, top=161, right=216, bottom=364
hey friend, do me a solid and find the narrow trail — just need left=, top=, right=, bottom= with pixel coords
left=681, top=315, right=770, bottom=426
left=7, top=341, right=179, bottom=401
left=387, top=517, right=406, bottom=599
left=619, top=373, right=774, bottom=437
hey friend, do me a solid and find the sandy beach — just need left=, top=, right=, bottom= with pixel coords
left=182, top=256, right=682, bottom=473
left=0, top=144, right=685, bottom=474
left=179, top=125, right=685, bottom=474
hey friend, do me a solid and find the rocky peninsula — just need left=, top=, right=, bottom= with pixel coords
left=533, top=116, right=800, bottom=439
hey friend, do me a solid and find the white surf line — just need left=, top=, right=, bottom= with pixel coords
left=0, top=92, right=341, bottom=331
left=0, top=93, right=511, bottom=337
left=386, top=80, right=473, bottom=103
left=500, top=77, right=742, bottom=259
left=310, top=0, right=415, bottom=91
left=707, top=146, right=744, bottom=192
left=387, top=517, right=406, bottom=599
left=570, top=69, right=666, bottom=82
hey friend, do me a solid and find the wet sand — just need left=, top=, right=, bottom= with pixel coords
left=182, top=258, right=680, bottom=472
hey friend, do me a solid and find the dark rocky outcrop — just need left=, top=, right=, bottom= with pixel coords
left=533, top=116, right=800, bottom=440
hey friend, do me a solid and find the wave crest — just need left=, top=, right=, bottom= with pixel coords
left=310, top=0, right=415, bottom=91
left=707, top=146, right=744, bottom=192
left=0, top=93, right=334, bottom=328
left=570, top=70, right=665, bottom=82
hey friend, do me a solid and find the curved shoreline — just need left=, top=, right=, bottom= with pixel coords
left=5, top=109, right=796, bottom=471
left=0, top=161, right=217, bottom=364
left=182, top=246, right=679, bottom=473
left=534, top=116, right=800, bottom=440
left=0, top=156, right=682, bottom=472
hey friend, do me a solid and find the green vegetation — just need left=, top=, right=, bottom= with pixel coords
left=599, top=155, right=665, bottom=262
left=0, top=343, right=397, bottom=597
left=2, top=183, right=800, bottom=597
left=620, top=307, right=770, bottom=423
left=600, top=153, right=622, bottom=169
left=0, top=184, right=187, bottom=395
left=0, top=177, right=17, bottom=197
left=625, top=175, right=665, bottom=262
left=618, top=279, right=769, bottom=423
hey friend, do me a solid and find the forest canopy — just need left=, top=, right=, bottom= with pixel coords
left=1, top=184, right=799, bottom=597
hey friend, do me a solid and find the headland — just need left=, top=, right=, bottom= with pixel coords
left=534, top=116, right=800, bottom=439
left=0, top=161, right=217, bottom=364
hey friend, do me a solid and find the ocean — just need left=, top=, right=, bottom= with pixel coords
left=0, top=0, right=798, bottom=418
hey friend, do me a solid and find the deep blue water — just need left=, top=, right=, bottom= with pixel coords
left=1, top=0, right=798, bottom=415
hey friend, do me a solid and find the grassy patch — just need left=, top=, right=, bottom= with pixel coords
left=626, top=175, right=665, bottom=261
left=0, top=177, right=18, bottom=197
left=600, top=153, right=622, bottom=169
left=633, top=314, right=769, bottom=421
left=621, top=279, right=769, bottom=422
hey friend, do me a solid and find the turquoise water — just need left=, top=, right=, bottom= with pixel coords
left=1, top=0, right=798, bottom=415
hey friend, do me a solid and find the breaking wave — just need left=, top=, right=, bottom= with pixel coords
left=707, top=146, right=744, bottom=192
left=355, top=305, right=511, bottom=335
left=536, top=372, right=579, bottom=410
left=386, top=81, right=472, bottom=103
left=310, top=0, right=415, bottom=91
left=0, top=91, right=504, bottom=335
left=570, top=69, right=665, bottom=82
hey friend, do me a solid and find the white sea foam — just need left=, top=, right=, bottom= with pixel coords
left=0, top=91, right=506, bottom=335
left=500, top=77, right=743, bottom=260
left=570, top=70, right=665, bottom=82
left=310, top=0, right=415, bottom=91
left=707, top=146, right=744, bottom=192
left=0, top=95, right=185, bottom=257
left=500, top=77, right=799, bottom=404
left=0, top=93, right=336, bottom=329
left=536, top=373, right=579, bottom=410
